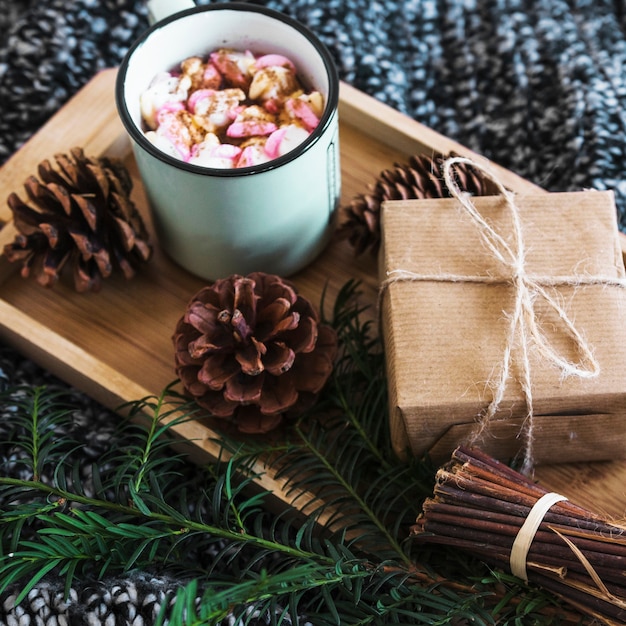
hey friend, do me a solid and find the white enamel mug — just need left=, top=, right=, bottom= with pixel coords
left=115, top=1, right=340, bottom=280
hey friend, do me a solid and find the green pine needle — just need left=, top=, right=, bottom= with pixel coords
left=0, top=280, right=578, bottom=625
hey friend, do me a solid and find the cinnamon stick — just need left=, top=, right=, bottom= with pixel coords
left=412, top=446, right=626, bottom=626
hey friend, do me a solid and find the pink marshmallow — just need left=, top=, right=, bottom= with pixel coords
left=285, top=98, right=320, bottom=131
left=156, top=111, right=192, bottom=161
left=202, top=63, right=222, bottom=89
left=254, top=54, right=296, bottom=73
left=156, top=100, right=186, bottom=116
left=212, top=144, right=243, bottom=159
left=264, top=127, right=288, bottom=159
left=226, top=120, right=278, bottom=138
left=189, top=141, right=242, bottom=167
left=209, top=49, right=254, bottom=89
left=159, top=132, right=191, bottom=161
left=228, top=104, right=246, bottom=120
left=265, top=125, right=310, bottom=159
left=187, top=89, right=215, bottom=113
left=237, top=145, right=270, bottom=168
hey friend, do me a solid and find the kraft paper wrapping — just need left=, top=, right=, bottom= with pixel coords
left=379, top=190, right=626, bottom=465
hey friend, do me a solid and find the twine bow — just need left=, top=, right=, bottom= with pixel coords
left=382, top=156, right=626, bottom=473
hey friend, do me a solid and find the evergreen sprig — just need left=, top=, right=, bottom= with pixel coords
left=0, top=281, right=579, bottom=625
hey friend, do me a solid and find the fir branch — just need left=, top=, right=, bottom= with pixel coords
left=3, top=384, right=422, bottom=622
left=0, top=460, right=341, bottom=601
left=0, top=387, right=579, bottom=625
left=158, top=563, right=375, bottom=626
left=293, top=417, right=411, bottom=564
left=0, top=385, right=78, bottom=482
left=0, top=281, right=585, bottom=625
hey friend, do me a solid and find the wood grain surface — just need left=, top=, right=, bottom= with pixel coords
left=0, top=68, right=624, bottom=523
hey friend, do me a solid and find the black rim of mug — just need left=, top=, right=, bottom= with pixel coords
left=115, top=2, right=340, bottom=177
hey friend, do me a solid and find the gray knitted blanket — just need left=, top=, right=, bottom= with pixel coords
left=2, top=0, right=626, bottom=623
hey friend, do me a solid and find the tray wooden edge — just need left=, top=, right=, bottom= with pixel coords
left=0, top=296, right=335, bottom=521
left=2, top=68, right=626, bottom=520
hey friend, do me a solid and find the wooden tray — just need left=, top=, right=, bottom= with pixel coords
left=1, top=68, right=625, bottom=521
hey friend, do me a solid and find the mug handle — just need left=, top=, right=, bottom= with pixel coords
left=147, top=0, right=196, bottom=25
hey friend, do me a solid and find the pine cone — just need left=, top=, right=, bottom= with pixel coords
left=4, top=147, right=152, bottom=292
left=173, top=272, right=338, bottom=434
left=337, top=152, right=497, bottom=256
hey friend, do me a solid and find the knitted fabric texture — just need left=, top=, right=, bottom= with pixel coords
left=2, top=0, right=626, bottom=623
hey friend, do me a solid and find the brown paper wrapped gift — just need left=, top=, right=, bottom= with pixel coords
left=379, top=187, right=626, bottom=466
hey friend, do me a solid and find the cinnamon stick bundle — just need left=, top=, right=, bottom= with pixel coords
left=411, top=446, right=626, bottom=625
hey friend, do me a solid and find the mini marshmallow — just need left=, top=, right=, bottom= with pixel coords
left=237, top=144, right=272, bottom=168
left=209, top=49, right=256, bottom=90
left=265, top=124, right=310, bottom=159
left=248, top=66, right=299, bottom=102
left=227, top=105, right=278, bottom=138
left=155, top=109, right=193, bottom=160
left=140, top=72, right=187, bottom=129
left=188, top=88, right=246, bottom=130
left=254, top=53, right=296, bottom=72
left=284, top=98, right=320, bottom=131
left=145, top=131, right=184, bottom=159
left=189, top=138, right=242, bottom=168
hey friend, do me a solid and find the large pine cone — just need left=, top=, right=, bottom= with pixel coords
left=337, top=152, right=497, bottom=256
left=4, top=147, right=152, bottom=292
left=173, top=272, right=338, bottom=434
